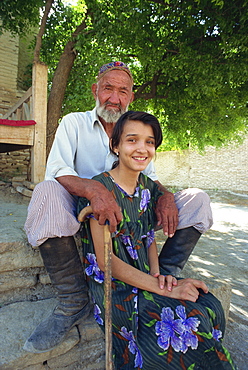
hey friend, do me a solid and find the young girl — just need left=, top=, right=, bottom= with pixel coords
left=78, top=111, right=236, bottom=369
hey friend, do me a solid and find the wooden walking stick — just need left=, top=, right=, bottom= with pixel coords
left=103, top=225, right=113, bottom=370
left=78, top=206, right=113, bottom=370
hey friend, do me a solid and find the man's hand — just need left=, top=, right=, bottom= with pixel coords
left=88, top=181, right=123, bottom=233
left=57, top=176, right=122, bottom=233
left=155, top=182, right=179, bottom=237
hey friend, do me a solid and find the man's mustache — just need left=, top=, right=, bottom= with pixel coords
left=104, top=102, right=121, bottom=109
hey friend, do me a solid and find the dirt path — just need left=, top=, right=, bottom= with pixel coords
left=190, top=191, right=248, bottom=369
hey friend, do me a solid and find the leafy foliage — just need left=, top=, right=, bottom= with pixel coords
left=57, top=0, right=248, bottom=151
left=0, top=0, right=44, bottom=35
left=1, top=0, right=248, bottom=151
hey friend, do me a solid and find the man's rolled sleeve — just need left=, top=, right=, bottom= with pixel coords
left=45, top=114, right=79, bottom=181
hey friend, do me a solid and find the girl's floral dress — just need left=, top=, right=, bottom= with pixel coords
left=78, top=172, right=236, bottom=370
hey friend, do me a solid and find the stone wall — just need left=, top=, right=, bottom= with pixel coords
left=0, top=149, right=31, bottom=181
left=155, top=137, right=248, bottom=194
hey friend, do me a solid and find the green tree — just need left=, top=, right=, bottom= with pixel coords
left=1, top=0, right=248, bottom=153
left=66, top=0, right=248, bottom=151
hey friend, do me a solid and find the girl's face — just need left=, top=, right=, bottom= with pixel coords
left=114, top=120, right=156, bottom=173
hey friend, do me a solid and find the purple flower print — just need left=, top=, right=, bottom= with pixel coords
left=175, top=305, right=200, bottom=352
left=85, top=253, right=104, bottom=283
left=146, top=229, right=155, bottom=247
left=142, top=229, right=155, bottom=248
left=133, top=186, right=140, bottom=198
left=132, top=287, right=138, bottom=312
left=176, top=305, right=200, bottom=332
left=132, top=287, right=139, bottom=325
left=180, top=330, right=198, bottom=354
left=155, top=307, right=185, bottom=352
left=94, top=304, right=104, bottom=325
left=126, top=246, right=139, bottom=260
left=155, top=305, right=201, bottom=353
left=121, top=235, right=138, bottom=260
left=119, top=327, right=143, bottom=368
left=121, top=235, right=131, bottom=245
left=140, top=189, right=151, bottom=212
left=212, top=328, right=222, bottom=341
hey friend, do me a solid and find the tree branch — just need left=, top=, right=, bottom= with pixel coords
left=134, top=73, right=161, bottom=100
left=72, top=10, right=91, bottom=39
left=33, top=0, right=55, bottom=63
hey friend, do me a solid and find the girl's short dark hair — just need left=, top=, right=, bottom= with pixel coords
left=111, top=111, right=163, bottom=152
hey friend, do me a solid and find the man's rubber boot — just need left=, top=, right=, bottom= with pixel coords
left=158, top=227, right=201, bottom=277
left=23, top=236, right=91, bottom=353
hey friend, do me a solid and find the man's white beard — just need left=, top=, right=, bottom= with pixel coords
left=96, top=98, right=128, bottom=123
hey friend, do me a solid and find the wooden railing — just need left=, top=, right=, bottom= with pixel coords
left=2, top=87, right=32, bottom=121
left=0, top=62, right=47, bottom=183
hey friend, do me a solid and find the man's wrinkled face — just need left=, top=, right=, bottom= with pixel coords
left=92, top=69, right=134, bottom=123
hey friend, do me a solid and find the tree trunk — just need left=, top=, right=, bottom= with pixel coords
left=46, top=42, right=77, bottom=156
left=46, top=17, right=89, bottom=157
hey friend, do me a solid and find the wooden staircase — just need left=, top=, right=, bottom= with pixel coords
left=0, top=62, right=47, bottom=184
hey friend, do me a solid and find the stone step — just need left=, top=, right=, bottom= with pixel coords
left=0, top=201, right=28, bottom=245
left=0, top=298, right=105, bottom=370
left=0, top=281, right=232, bottom=370
left=0, top=199, right=105, bottom=369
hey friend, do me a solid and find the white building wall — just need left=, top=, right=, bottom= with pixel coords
left=155, top=137, right=248, bottom=193
left=0, top=31, right=20, bottom=114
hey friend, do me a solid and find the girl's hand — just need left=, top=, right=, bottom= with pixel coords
left=165, top=274, right=178, bottom=291
left=152, top=273, right=177, bottom=291
left=166, top=278, right=209, bottom=302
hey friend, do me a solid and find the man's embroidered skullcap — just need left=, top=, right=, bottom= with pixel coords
left=97, top=61, right=133, bottom=82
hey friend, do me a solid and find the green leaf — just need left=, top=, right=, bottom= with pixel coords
left=113, top=239, right=119, bottom=255
left=145, top=319, right=157, bottom=327
left=143, top=290, right=155, bottom=302
left=115, top=280, right=126, bottom=286
left=205, top=307, right=216, bottom=321
left=222, top=346, right=237, bottom=370
left=123, top=209, right=131, bottom=222
left=197, top=331, right=213, bottom=339
left=187, top=363, right=196, bottom=370
left=205, top=346, right=215, bottom=353
left=81, top=237, right=89, bottom=244
left=144, top=262, right=150, bottom=272
left=142, top=291, right=160, bottom=307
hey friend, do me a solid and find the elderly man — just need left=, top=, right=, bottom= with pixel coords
left=23, top=61, right=212, bottom=353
